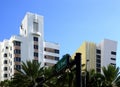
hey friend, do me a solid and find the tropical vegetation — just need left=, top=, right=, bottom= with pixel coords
left=0, top=55, right=120, bottom=87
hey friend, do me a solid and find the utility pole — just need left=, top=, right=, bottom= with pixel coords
left=75, top=53, right=81, bottom=87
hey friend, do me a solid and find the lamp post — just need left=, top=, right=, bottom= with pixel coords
left=85, top=59, right=89, bottom=87
left=75, top=53, right=82, bottom=87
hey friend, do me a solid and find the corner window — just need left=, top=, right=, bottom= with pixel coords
left=96, top=55, right=101, bottom=58
left=14, top=57, right=21, bottom=62
left=13, top=41, right=21, bottom=46
left=55, top=49, right=59, bottom=54
left=96, top=49, right=101, bottom=54
left=34, top=45, right=38, bottom=49
left=33, top=37, right=38, bottom=41
left=55, top=57, right=59, bottom=61
left=111, top=51, right=116, bottom=55
left=34, top=52, right=38, bottom=57
left=15, top=65, right=21, bottom=70
left=14, top=49, right=21, bottom=54
left=111, top=58, right=116, bottom=61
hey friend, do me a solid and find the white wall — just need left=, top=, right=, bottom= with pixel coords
left=101, top=39, right=117, bottom=67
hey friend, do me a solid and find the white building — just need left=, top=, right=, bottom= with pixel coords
left=96, top=39, right=117, bottom=72
left=72, top=39, right=117, bottom=73
left=0, top=12, right=59, bottom=81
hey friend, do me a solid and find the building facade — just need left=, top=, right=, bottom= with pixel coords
left=0, top=12, right=59, bottom=81
left=72, top=39, right=117, bottom=73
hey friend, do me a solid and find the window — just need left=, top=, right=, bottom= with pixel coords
left=111, top=58, right=116, bottom=61
left=96, top=68, right=101, bottom=73
left=111, top=51, right=116, bottom=55
left=4, top=74, right=7, bottom=78
left=14, top=65, right=21, bottom=70
left=96, top=55, right=101, bottom=58
left=13, top=41, right=21, bottom=46
left=20, top=24, right=23, bottom=29
left=96, top=64, right=101, bottom=68
left=6, top=46, right=8, bottom=49
left=44, top=62, right=54, bottom=66
left=14, top=57, right=21, bottom=62
left=4, top=67, right=7, bottom=71
left=55, top=57, right=59, bottom=61
left=44, top=47, right=59, bottom=54
left=33, top=22, right=38, bottom=32
left=14, top=49, right=21, bottom=54
left=34, top=45, right=38, bottom=49
left=111, top=63, right=116, bottom=66
left=34, top=52, right=38, bottom=57
left=96, top=59, right=101, bottom=63
left=55, top=49, right=59, bottom=54
left=4, top=60, right=7, bottom=64
left=33, top=37, right=38, bottom=41
left=96, top=49, right=101, bottom=54
left=4, top=53, right=7, bottom=57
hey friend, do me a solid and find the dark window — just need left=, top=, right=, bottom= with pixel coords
left=34, top=45, right=38, bottom=49
left=111, top=63, right=116, bottom=66
left=44, top=63, right=47, bottom=66
left=33, top=37, right=38, bottom=41
left=4, top=53, right=7, bottom=57
left=6, top=46, right=8, bottom=49
left=96, top=55, right=101, bottom=58
left=34, top=52, right=38, bottom=57
left=15, top=65, right=21, bottom=70
left=21, top=24, right=23, bottom=29
left=4, top=74, right=7, bottom=78
left=4, top=67, right=7, bottom=71
left=55, top=49, right=59, bottom=54
left=96, top=59, right=101, bottom=63
left=4, top=60, right=7, bottom=64
left=55, top=57, right=59, bottom=61
left=96, top=49, right=101, bottom=54
left=44, top=48, right=46, bottom=51
left=111, top=58, right=116, bottom=61
left=111, top=51, right=116, bottom=55
left=96, top=68, right=101, bottom=73
left=14, top=49, right=21, bottom=54
left=13, top=41, right=21, bottom=46
left=14, top=57, right=21, bottom=62
left=44, top=47, right=59, bottom=54
left=96, top=64, right=101, bottom=68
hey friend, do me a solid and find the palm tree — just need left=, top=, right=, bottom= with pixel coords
left=81, top=68, right=106, bottom=87
left=43, top=54, right=76, bottom=87
left=102, top=65, right=120, bottom=87
left=12, top=60, right=44, bottom=87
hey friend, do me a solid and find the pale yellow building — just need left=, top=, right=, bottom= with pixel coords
left=72, top=39, right=117, bottom=73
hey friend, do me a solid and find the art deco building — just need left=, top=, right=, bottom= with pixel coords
left=0, top=12, right=59, bottom=81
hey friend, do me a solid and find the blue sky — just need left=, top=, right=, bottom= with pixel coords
left=0, top=0, right=120, bottom=66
